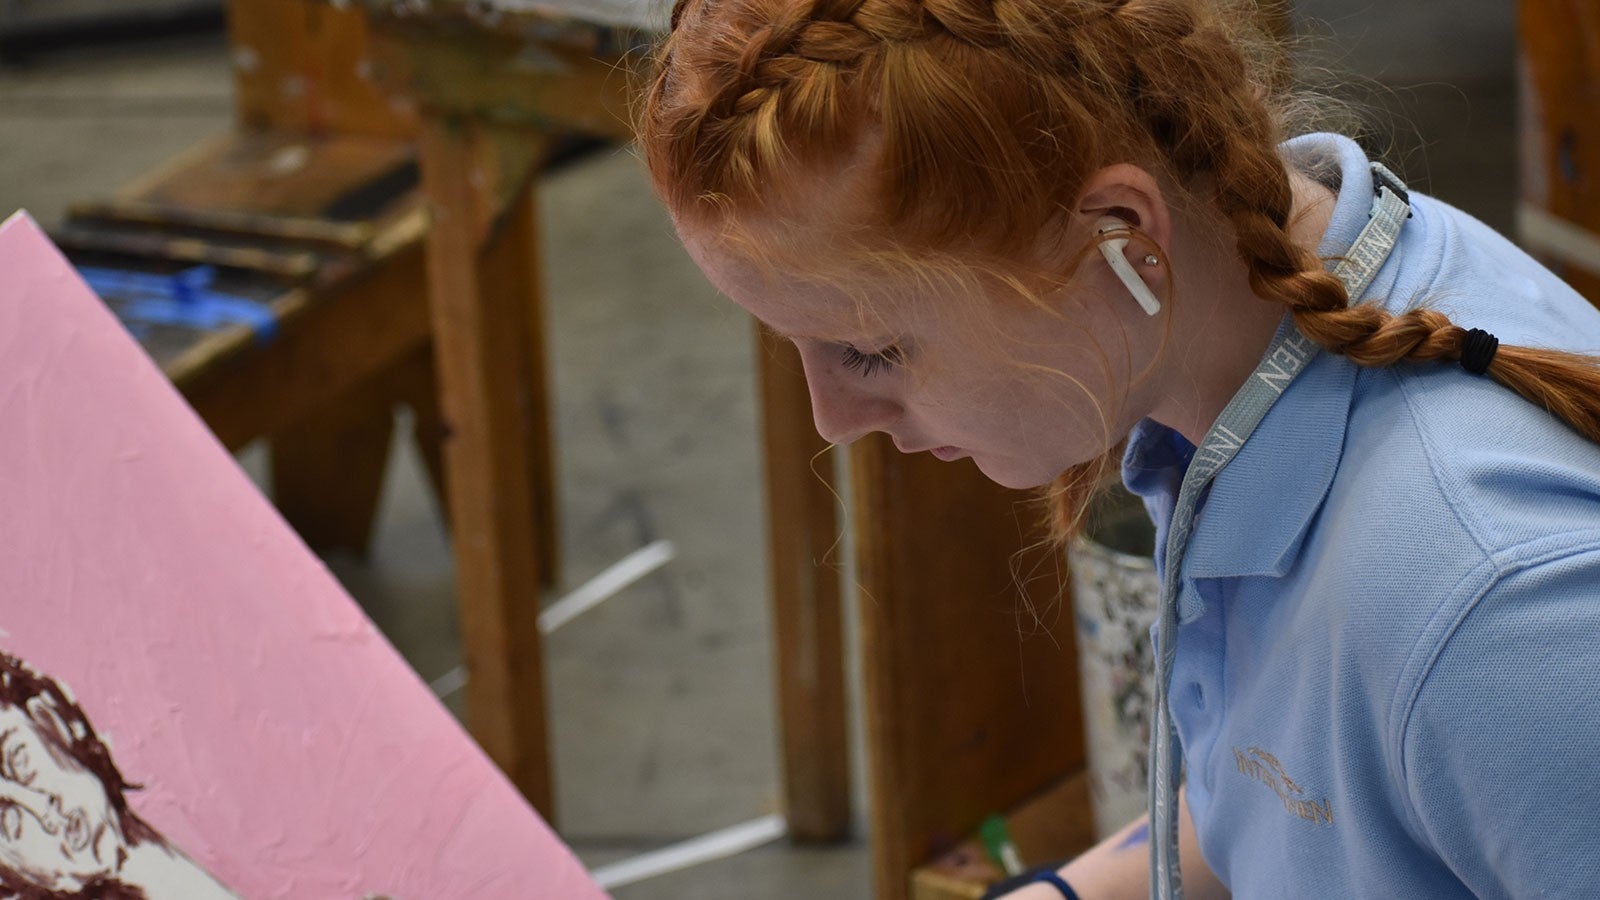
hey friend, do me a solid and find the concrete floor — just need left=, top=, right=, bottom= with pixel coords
left=0, top=3, right=1517, bottom=896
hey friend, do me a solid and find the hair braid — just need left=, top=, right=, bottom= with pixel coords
left=1129, top=2, right=1600, bottom=475
left=645, top=0, right=1600, bottom=552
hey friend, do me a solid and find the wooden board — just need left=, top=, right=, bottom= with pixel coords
left=229, top=0, right=420, bottom=138
left=367, top=19, right=644, bottom=142
left=852, top=435, right=1087, bottom=900
left=1519, top=0, right=1600, bottom=303
left=911, top=770, right=1097, bottom=900
left=106, top=130, right=419, bottom=224
left=758, top=330, right=853, bottom=841
left=357, top=0, right=665, bottom=33
left=417, top=116, right=559, bottom=818
left=177, top=242, right=432, bottom=451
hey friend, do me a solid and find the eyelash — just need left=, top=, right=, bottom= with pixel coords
left=839, top=344, right=905, bottom=377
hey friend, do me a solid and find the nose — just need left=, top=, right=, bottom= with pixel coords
left=795, top=343, right=901, bottom=446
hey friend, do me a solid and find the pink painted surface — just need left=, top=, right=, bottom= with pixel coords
left=0, top=212, right=609, bottom=900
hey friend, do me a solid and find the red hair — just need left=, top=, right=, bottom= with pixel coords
left=640, top=0, right=1600, bottom=544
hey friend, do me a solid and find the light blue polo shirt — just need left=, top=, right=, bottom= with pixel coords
left=1121, top=133, right=1600, bottom=898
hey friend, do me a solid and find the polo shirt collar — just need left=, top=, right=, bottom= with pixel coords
left=1122, top=134, right=1387, bottom=589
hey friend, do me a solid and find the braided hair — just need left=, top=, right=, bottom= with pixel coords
left=641, top=0, right=1600, bottom=544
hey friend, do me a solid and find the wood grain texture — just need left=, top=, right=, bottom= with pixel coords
left=851, top=434, right=1085, bottom=900
left=417, top=116, right=557, bottom=817
left=757, top=330, right=853, bottom=841
left=1519, top=0, right=1600, bottom=301
left=178, top=243, right=431, bottom=450
left=229, top=0, right=419, bottom=138
left=911, top=769, right=1097, bottom=900
left=271, top=363, right=401, bottom=558
left=105, top=130, right=418, bottom=221
left=356, top=0, right=666, bottom=32
left=368, top=19, right=643, bottom=141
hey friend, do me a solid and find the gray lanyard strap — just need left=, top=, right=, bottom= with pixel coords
left=1149, top=163, right=1413, bottom=900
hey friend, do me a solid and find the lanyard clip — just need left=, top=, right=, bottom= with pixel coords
left=1371, top=163, right=1414, bottom=219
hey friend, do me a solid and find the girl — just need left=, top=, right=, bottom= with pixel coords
left=639, top=1, right=1600, bottom=897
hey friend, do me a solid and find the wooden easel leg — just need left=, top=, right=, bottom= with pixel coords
left=757, top=328, right=853, bottom=842
left=391, top=341, right=452, bottom=527
left=270, top=372, right=397, bottom=559
left=417, top=113, right=556, bottom=820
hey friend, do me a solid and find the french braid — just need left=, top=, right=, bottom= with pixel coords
left=642, top=0, right=1600, bottom=546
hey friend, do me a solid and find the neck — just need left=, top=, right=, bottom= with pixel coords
left=116, top=839, right=238, bottom=898
left=1146, top=167, right=1339, bottom=447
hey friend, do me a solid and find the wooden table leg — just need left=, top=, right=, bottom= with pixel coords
left=851, top=436, right=1086, bottom=900
left=394, top=342, right=452, bottom=526
left=757, top=329, right=853, bottom=841
left=416, top=112, right=557, bottom=819
left=271, top=364, right=399, bottom=558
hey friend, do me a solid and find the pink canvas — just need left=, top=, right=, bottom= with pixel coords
left=0, top=212, right=608, bottom=900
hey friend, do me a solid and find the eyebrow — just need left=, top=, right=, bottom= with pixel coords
left=761, top=323, right=835, bottom=343
left=762, top=322, right=892, bottom=347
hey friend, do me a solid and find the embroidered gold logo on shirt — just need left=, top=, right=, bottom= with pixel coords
left=1233, top=747, right=1335, bottom=825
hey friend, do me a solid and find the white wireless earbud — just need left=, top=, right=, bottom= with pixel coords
left=1096, top=217, right=1162, bottom=316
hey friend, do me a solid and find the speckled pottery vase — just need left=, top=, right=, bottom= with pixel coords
left=1067, top=486, right=1160, bottom=839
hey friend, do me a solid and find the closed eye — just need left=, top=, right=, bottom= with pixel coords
left=839, top=344, right=905, bottom=377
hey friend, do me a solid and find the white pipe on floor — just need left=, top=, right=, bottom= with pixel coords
left=428, top=539, right=679, bottom=700
left=539, top=539, right=678, bottom=634
left=589, top=813, right=789, bottom=890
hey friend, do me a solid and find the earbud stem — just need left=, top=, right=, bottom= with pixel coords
left=1096, top=225, right=1163, bottom=316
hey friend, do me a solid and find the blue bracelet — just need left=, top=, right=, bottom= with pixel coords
left=1031, top=870, right=1082, bottom=900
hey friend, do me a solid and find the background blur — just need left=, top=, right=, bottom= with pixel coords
left=0, top=1, right=1516, bottom=897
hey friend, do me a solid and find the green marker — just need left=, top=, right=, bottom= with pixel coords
left=979, top=815, right=1025, bottom=876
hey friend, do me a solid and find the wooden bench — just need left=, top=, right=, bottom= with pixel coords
left=58, top=132, right=444, bottom=562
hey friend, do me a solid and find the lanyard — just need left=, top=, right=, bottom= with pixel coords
left=1149, top=163, right=1414, bottom=900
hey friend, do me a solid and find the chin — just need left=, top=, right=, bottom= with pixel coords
left=971, top=456, right=1055, bottom=491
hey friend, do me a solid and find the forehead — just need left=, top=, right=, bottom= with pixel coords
left=678, top=222, right=912, bottom=341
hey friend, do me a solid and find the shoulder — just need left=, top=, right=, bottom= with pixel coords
left=1384, top=190, right=1600, bottom=358
left=1396, top=542, right=1600, bottom=896
left=1340, top=324, right=1600, bottom=887
left=1341, top=184, right=1600, bottom=554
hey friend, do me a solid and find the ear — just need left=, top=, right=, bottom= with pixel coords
left=1074, top=163, right=1174, bottom=258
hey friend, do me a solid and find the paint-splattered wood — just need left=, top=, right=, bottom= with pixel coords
left=1519, top=0, right=1600, bottom=303
left=757, top=330, right=853, bottom=841
left=51, top=223, right=331, bottom=281
left=851, top=434, right=1086, bottom=900
left=229, top=0, right=419, bottom=139
left=366, top=18, right=644, bottom=141
left=176, top=242, right=433, bottom=452
left=101, top=130, right=420, bottom=225
left=70, top=198, right=376, bottom=252
left=62, top=257, right=299, bottom=375
left=59, top=234, right=437, bottom=562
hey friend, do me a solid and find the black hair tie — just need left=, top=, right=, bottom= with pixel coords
left=1460, top=328, right=1500, bottom=376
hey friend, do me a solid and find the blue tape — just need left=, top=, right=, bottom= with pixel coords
left=78, top=265, right=279, bottom=343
